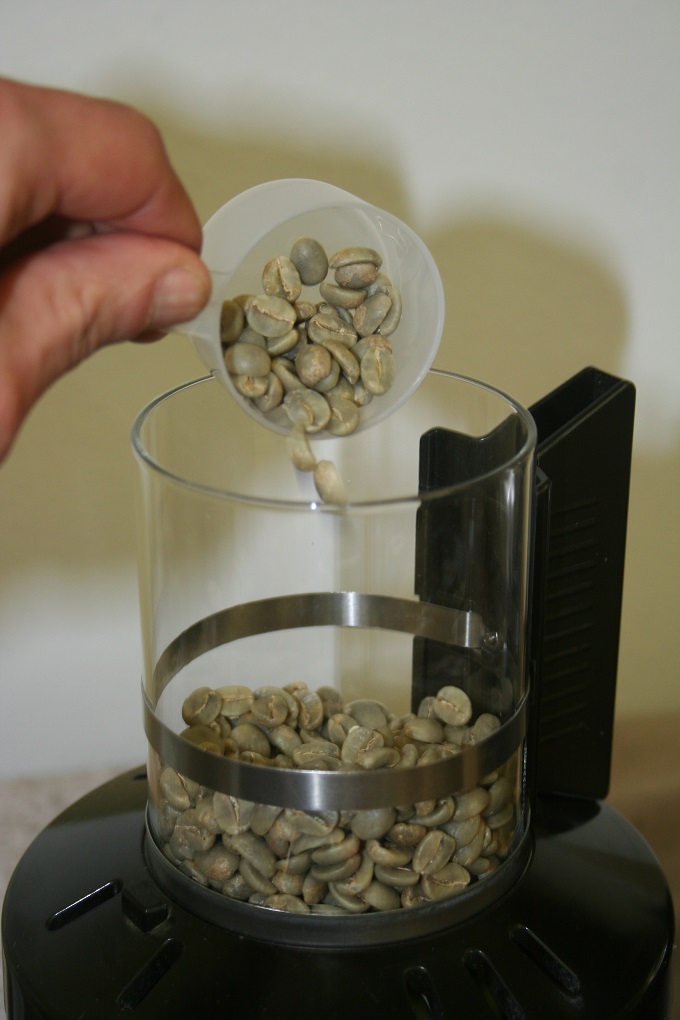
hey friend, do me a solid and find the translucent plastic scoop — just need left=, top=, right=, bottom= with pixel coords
left=175, top=179, right=445, bottom=436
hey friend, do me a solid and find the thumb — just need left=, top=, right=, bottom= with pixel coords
left=0, top=230, right=211, bottom=460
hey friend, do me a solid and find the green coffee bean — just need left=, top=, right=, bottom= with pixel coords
left=326, top=393, right=360, bottom=436
left=341, top=725, right=383, bottom=764
left=292, top=747, right=342, bottom=770
left=173, top=808, right=216, bottom=853
left=180, top=723, right=223, bottom=751
left=356, top=747, right=400, bottom=770
left=317, top=686, right=344, bottom=717
left=421, top=862, right=471, bottom=901
left=326, top=376, right=355, bottom=402
left=332, top=851, right=374, bottom=897
left=484, top=777, right=513, bottom=815
left=311, top=853, right=362, bottom=883
left=249, top=803, right=283, bottom=837
left=302, top=871, right=327, bottom=905
left=314, top=459, right=347, bottom=503
left=328, top=246, right=382, bottom=269
left=226, top=831, right=278, bottom=879
left=354, top=333, right=393, bottom=362
left=319, top=280, right=367, bottom=309
left=290, top=237, right=329, bottom=285
left=307, top=308, right=358, bottom=347
left=326, top=884, right=369, bottom=913
left=253, top=372, right=284, bottom=413
left=284, top=809, right=339, bottom=838
left=222, top=872, right=254, bottom=901
left=485, top=801, right=515, bottom=830
left=194, top=795, right=222, bottom=835
left=266, top=327, right=300, bottom=357
left=468, top=713, right=502, bottom=743
left=224, top=341, right=271, bottom=377
left=366, top=840, right=412, bottom=868
left=412, top=830, right=456, bottom=875
left=403, top=717, right=445, bottom=744
left=319, top=301, right=354, bottom=325
left=433, top=685, right=473, bottom=726
left=395, top=743, right=419, bottom=769
left=233, top=293, right=255, bottom=313
left=374, top=864, right=420, bottom=890
left=231, top=374, right=270, bottom=399
left=311, top=833, right=361, bottom=866
left=334, top=261, right=380, bottom=289
left=452, top=823, right=486, bottom=867
left=361, top=879, right=401, bottom=912
left=285, top=426, right=318, bottom=471
left=194, top=844, right=240, bottom=884
left=247, top=294, right=297, bottom=338
left=295, top=343, right=333, bottom=388
left=326, top=712, right=357, bottom=745
left=271, top=356, right=306, bottom=393
left=213, top=794, right=254, bottom=835
left=350, top=807, right=396, bottom=841
left=295, top=689, right=325, bottom=730
left=230, top=722, right=272, bottom=758
left=276, top=851, right=312, bottom=877
left=237, top=325, right=268, bottom=347
left=159, top=767, right=192, bottom=811
left=312, top=359, right=341, bottom=394
left=251, top=692, right=289, bottom=728
left=293, top=298, right=318, bottom=322
left=217, top=685, right=254, bottom=717
left=352, top=379, right=373, bottom=407
left=360, top=345, right=396, bottom=395
left=346, top=699, right=389, bottom=729
left=243, top=861, right=280, bottom=896
left=353, top=292, right=392, bottom=337
left=262, top=256, right=302, bottom=302
left=378, top=284, right=402, bottom=334
left=455, top=787, right=491, bottom=820
left=220, top=299, right=245, bottom=344
left=182, top=685, right=222, bottom=726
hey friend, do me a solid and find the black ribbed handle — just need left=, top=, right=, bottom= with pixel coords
left=528, top=367, right=636, bottom=799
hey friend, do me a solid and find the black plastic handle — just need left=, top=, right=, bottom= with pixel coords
left=528, top=366, right=636, bottom=800
left=414, top=367, right=636, bottom=802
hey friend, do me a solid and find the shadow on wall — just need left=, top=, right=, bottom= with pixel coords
left=425, top=215, right=628, bottom=404
left=0, top=86, right=677, bottom=717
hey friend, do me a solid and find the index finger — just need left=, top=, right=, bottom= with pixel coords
left=0, top=77, right=203, bottom=252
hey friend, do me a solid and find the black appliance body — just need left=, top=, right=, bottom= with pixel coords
left=2, top=368, right=675, bottom=1019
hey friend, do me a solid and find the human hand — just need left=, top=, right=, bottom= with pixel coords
left=0, top=77, right=212, bottom=461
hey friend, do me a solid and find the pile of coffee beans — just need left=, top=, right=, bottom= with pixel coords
left=152, top=681, right=518, bottom=915
left=220, top=239, right=403, bottom=503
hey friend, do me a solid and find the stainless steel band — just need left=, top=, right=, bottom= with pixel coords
left=150, top=591, right=489, bottom=699
left=144, top=591, right=527, bottom=810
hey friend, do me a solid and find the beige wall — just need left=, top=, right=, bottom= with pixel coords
left=1, top=1, right=678, bottom=776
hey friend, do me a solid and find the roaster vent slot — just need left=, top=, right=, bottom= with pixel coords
left=403, top=966, right=447, bottom=1019
left=511, top=924, right=582, bottom=996
left=46, top=879, right=123, bottom=930
left=116, top=937, right=183, bottom=1012
left=465, top=949, right=526, bottom=1019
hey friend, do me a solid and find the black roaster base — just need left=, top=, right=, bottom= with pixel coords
left=2, top=768, right=675, bottom=1019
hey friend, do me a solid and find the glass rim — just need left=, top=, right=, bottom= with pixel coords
left=130, top=369, right=537, bottom=510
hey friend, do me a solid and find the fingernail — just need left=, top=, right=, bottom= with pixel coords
left=149, top=265, right=210, bottom=330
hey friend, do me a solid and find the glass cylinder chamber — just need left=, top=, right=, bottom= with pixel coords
left=132, top=371, right=537, bottom=944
